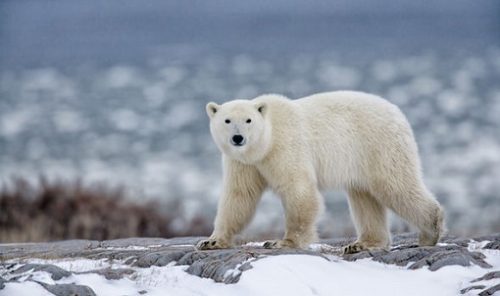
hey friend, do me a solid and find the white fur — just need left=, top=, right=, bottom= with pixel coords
left=198, top=91, right=444, bottom=252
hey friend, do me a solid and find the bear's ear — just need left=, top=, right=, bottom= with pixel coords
left=255, top=102, right=267, bottom=117
left=206, top=102, right=219, bottom=119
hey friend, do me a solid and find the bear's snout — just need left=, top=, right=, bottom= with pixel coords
left=231, top=134, right=245, bottom=146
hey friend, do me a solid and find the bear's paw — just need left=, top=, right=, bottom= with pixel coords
left=263, top=239, right=298, bottom=249
left=196, top=238, right=231, bottom=250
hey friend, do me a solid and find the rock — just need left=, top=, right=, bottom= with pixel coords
left=85, top=249, right=147, bottom=261
left=185, top=250, right=255, bottom=284
left=464, top=270, right=500, bottom=296
left=342, top=249, right=388, bottom=262
left=11, top=264, right=71, bottom=280
left=0, top=276, right=6, bottom=290
left=99, top=237, right=202, bottom=248
left=474, top=233, right=500, bottom=242
left=460, top=285, right=486, bottom=294
left=471, top=270, right=500, bottom=282
left=371, top=247, right=431, bottom=266
left=456, top=269, right=500, bottom=295
left=80, top=268, right=136, bottom=280
left=0, top=240, right=100, bottom=260
left=1, top=233, right=499, bottom=286
left=181, top=248, right=327, bottom=284
left=484, top=241, right=500, bottom=250
left=40, top=283, right=97, bottom=296
left=479, top=284, right=500, bottom=296
left=409, top=249, right=491, bottom=271
left=473, top=233, right=500, bottom=250
left=134, top=250, right=189, bottom=267
left=177, top=250, right=212, bottom=266
left=342, top=243, right=492, bottom=271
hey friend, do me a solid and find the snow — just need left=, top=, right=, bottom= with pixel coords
left=2, top=245, right=499, bottom=296
left=1, top=281, right=53, bottom=296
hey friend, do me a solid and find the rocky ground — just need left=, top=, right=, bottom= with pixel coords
left=1, top=233, right=499, bottom=296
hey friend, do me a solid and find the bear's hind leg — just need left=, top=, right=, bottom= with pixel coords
left=372, top=183, right=444, bottom=247
left=343, top=189, right=391, bottom=254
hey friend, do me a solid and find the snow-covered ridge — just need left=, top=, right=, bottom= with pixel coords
left=1, top=233, right=499, bottom=296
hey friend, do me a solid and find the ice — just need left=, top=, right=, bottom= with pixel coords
left=104, top=66, right=142, bottom=89
left=317, top=64, right=361, bottom=89
left=53, top=108, right=88, bottom=133
left=0, top=107, right=37, bottom=137
left=109, top=109, right=141, bottom=131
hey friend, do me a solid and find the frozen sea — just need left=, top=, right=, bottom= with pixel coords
left=0, top=0, right=499, bottom=236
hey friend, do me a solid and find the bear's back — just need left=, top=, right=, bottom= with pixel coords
left=296, top=91, right=415, bottom=189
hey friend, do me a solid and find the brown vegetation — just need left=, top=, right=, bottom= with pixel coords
left=0, top=177, right=211, bottom=243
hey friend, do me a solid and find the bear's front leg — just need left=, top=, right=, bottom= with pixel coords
left=197, top=157, right=266, bottom=250
left=264, top=180, right=321, bottom=249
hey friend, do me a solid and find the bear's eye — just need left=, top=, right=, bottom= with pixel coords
left=246, top=118, right=251, bottom=123
left=225, top=119, right=231, bottom=124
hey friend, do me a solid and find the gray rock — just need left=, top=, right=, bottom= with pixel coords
left=99, top=237, right=203, bottom=248
left=474, top=233, right=500, bottom=242
left=484, top=241, right=500, bottom=250
left=461, top=271, right=500, bottom=296
left=479, top=283, right=500, bottom=296
left=84, top=249, right=146, bottom=261
left=442, top=238, right=471, bottom=248
left=185, top=250, right=255, bottom=284
left=0, top=276, right=6, bottom=290
left=471, top=270, right=500, bottom=282
left=11, top=264, right=71, bottom=280
left=182, top=248, right=328, bottom=284
left=343, top=249, right=389, bottom=262
left=80, top=268, right=136, bottom=280
left=41, top=283, right=97, bottom=296
left=177, top=250, right=212, bottom=266
left=460, top=285, right=486, bottom=294
left=472, top=233, right=500, bottom=250
left=134, top=250, right=189, bottom=267
left=0, top=240, right=100, bottom=260
left=342, top=242, right=492, bottom=271
left=408, top=249, right=491, bottom=271
left=1, top=233, right=499, bottom=285
left=372, top=247, right=430, bottom=266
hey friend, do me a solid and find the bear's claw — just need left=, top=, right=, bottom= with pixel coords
left=196, top=238, right=229, bottom=250
left=263, top=239, right=297, bottom=249
left=263, top=241, right=278, bottom=249
left=342, top=241, right=389, bottom=254
left=342, top=242, right=368, bottom=254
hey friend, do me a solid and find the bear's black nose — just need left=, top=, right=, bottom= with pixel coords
left=231, top=135, right=245, bottom=145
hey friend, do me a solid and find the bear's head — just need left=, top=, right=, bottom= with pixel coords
left=206, top=99, right=271, bottom=164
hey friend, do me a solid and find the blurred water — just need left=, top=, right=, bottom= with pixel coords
left=1, top=0, right=499, bottom=236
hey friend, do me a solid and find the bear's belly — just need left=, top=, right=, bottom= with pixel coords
left=311, top=142, right=367, bottom=191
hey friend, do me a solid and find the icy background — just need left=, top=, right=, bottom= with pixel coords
left=0, top=0, right=499, bottom=237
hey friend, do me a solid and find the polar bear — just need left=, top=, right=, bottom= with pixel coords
left=197, top=91, right=444, bottom=253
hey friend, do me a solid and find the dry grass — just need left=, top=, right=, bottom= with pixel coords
left=0, top=177, right=212, bottom=243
